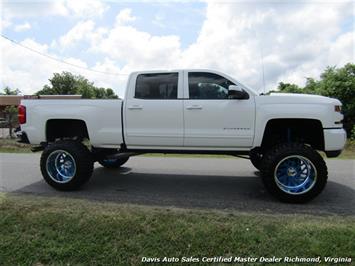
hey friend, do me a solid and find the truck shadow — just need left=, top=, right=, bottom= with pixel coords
left=13, top=165, right=355, bottom=216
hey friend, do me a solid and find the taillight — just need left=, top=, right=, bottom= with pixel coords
left=18, top=105, right=26, bottom=124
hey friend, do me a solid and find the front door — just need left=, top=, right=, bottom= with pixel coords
left=183, top=71, right=255, bottom=148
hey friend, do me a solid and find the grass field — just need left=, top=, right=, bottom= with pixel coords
left=0, top=138, right=354, bottom=159
left=0, top=194, right=354, bottom=265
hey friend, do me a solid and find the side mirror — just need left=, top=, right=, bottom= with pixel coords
left=228, top=85, right=249, bottom=100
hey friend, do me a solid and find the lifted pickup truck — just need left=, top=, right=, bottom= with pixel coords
left=18, top=69, right=346, bottom=203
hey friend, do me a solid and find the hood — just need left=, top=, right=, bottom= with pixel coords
left=257, top=93, right=341, bottom=105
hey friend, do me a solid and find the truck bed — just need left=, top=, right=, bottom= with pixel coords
left=21, top=99, right=124, bottom=148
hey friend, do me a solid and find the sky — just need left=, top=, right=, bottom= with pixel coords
left=0, top=0, right=354, bottom=97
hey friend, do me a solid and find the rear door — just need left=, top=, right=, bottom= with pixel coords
left=183, top=71, right=255, bottom=148
left=124, top=71, right=184, bottom=147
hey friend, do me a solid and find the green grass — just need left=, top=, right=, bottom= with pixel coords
left=0, top=138, right=32, bottom=153
left=0, top=138, right=354, bottom=159
left=0, top=194, right=354, bottom=265
left=337, top=140, right=355, bottom=159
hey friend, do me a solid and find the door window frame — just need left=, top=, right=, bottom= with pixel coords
left=183, top=70, right=251, bottom=100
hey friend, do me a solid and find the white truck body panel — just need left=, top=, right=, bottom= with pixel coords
left=253, top=93, right=344, bottom=148
left=21, top=99, right=123, bottom=148
left=124, top=99, right=184, bottom=147
left=183, top=98, right=255, bottom=147
left=20, top=69, right=346, bottom=153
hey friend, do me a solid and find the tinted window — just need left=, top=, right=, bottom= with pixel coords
left=135, top=73, right=178, bottom=99
left=188, top=72, right=235, bottom=99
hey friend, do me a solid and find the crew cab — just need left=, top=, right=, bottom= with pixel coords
left=18, top=69, right=347, bottom=203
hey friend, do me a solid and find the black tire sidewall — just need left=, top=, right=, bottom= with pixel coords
left=40, top=141, right=94, bottom=191
left=260, top=143, right=328, bottom=203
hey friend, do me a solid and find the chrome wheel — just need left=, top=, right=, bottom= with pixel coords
left=46, top=150, right=76, bottom=183
left=274, top=155, right=317, bottom=195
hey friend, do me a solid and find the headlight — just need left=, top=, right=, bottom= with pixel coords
left=335, top=105, right=342, bottom=112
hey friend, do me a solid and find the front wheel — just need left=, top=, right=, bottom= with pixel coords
left=260, top=143, right=328, bottom=203
left=98, top=157, right=129, bottom=169
left=40, top=140, right=94, bottom=191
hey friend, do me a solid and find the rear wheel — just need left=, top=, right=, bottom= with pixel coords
left=260, top=143, right=327, bottom=203
left=98, top=157, right=129, bottom=169
left=40, top=140, right=94, bottom=191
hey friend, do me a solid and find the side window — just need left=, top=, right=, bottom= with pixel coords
left=188, top=72, right=235, bottom=99
left=135, top=73, right=178, bottom=99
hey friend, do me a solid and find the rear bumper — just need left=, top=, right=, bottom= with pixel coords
left=323, top=128, right=346, bottom=152
left=17, top=131, right=30, bottom=144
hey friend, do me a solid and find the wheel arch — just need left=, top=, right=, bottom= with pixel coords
left=46, top=119, right=90, bottom=142
left=259, top=118, right=325, bottom=151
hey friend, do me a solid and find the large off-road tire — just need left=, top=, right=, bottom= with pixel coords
left=98, top=157, right=129, bottom=169
left=260, top=143, right=327, bottom=203
left=249, top=148, right=263, bottom=170
left=40, top=140, right=94, bottom=191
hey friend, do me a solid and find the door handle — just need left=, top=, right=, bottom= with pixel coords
left=128, top=105, right=143, bottom=110
left=186, top=105, right=202, bottom=110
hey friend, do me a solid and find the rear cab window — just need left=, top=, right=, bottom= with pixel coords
left=135, top=73, right=178, bottom=99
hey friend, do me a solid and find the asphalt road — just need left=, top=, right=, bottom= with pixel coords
left=0, top=153, right=354, bottom=215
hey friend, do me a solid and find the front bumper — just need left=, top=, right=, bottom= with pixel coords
left=323, top=128, right=346, bottom=152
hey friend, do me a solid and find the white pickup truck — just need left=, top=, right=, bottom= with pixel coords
left=18, top=69, right=346, bottom=203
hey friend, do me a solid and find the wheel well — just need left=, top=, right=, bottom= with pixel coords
left=46, top=119, right=89, bottom=142
left=261, top=119, right=324, bottom=151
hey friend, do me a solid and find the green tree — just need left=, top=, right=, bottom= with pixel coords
left=303, top=78, right=320, bottom=94
left=314, top=64, right=355, bottom=134
left=351, top=125, right=355, bottom=141
left=104, top=88, right=117, bottom=99
left=1, top=87, right=21, bottom=96
left=274, top=63, right=355, bottom=135
left=36, top=72, right=118, bottom=99
left=276, top=82, right=303, bottom=93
